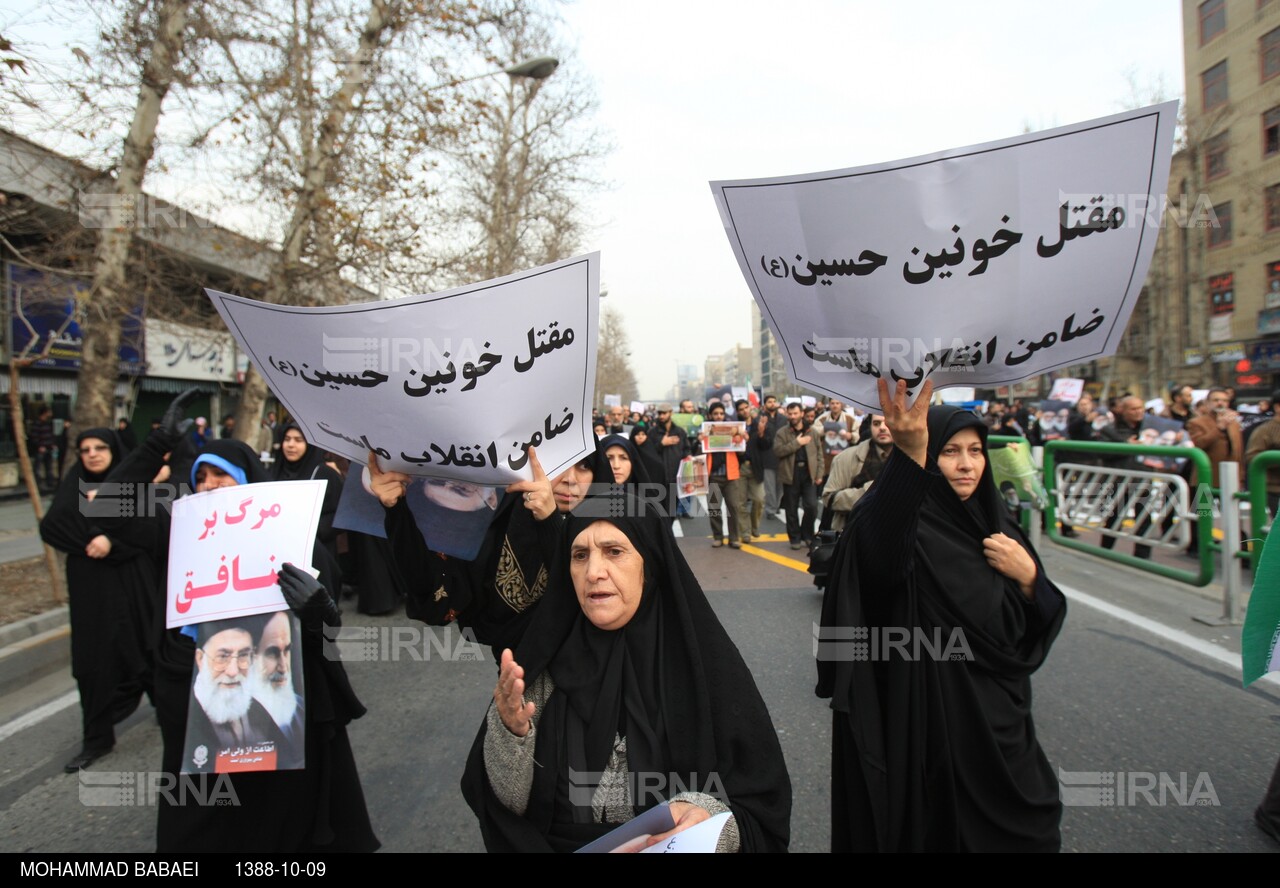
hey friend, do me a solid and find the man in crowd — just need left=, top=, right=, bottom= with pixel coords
left=644, top=404, right=687, bottom=514
left=605, top=404, right=627, bottom=434
left=774, top=401, right=823, bottom=550
left=1245, top=388, right=1280, bottom=523
left=735, top=398, right=766, bottom=539
left=757, top=395, right=787, bottom=519
left=1188, top=387, right=1245, bottom=487
left=28, top=407, right=56, bottom=489
left=702, top=402, right=747, bottom=547
left=822, top=413, right=893, bottom=532
left=1096, top=395, right=1156, bottom=559
left=1163, top=384, right=1195, bottom=427
left=815, top=398, right=857, bottom=477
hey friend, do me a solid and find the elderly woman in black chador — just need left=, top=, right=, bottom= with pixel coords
left=40, top=427, right=156, bottom=772
left=817, top=379, right=1066, bottom=852
left=463, top=491, right=792, bottom=852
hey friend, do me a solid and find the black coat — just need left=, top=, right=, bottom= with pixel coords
left=101, top=432, right=378, bottom=853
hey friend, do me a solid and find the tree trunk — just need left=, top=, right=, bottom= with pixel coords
left=9, top=361, right=65, bottom=604
left=72, top=0, right=191, bottom=433
left=233, top=0, right=399, bottom=438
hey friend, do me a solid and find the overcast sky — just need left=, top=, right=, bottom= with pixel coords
left=559, top=0, right=1185, bottom=397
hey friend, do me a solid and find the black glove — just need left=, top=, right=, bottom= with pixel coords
left=277, top=562, right=340, bottom=630
left=159, top=388, right=201, bottom=444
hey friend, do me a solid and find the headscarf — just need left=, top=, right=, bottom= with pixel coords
left=191, top=439, right=269, bottom=489
left=463, top=492, right=792, bottom=852
left=271, top=422, right=328, bottom=482
left=598, top=433, right=652, bottom=488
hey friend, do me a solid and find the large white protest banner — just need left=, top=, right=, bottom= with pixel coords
left=207, top=253, right=599, bottom=484
left=167, top=480, right=325, bottom=628
left=711, top=103, right=1178, bottom=411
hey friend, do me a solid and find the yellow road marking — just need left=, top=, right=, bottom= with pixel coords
left=739, top=544, right=810, bottom=572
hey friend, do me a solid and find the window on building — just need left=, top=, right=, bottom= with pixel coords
left=1202, top=60, right=1229, bottom=111
left=1200, top=0, right=1226, bottom=44
left=1268, top=184, right=1280, bottom=232
left=1209, top=272, right=1235, bottom=315
left=1205, top=131, right=1230, bottom=180
left=1265, top=27, right=1280, bottom=81
left=1266, top=260, right=1280, bottom=309
left=1266, top=107, right=1280, bottom=156
left=1208, top=200, right=1233, bottom=248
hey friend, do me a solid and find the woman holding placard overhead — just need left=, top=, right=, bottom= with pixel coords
left=817, top=379, right=1065, bottom=852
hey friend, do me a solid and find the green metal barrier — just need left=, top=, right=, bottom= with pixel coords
left=1042, top=440, right=1215, bottom=586
left=1246, top=451, right=1280, bottom=573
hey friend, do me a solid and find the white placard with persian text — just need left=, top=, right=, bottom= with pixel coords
left=166, top=480, right=324, bottom=628
left=711, top=103, right=1177, bottom=411
left=207, top=253, right=599, bottom=484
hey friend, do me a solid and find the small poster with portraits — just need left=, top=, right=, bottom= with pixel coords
left=1135, top=415, right=1194, bottom=471
left=677, top=455, right=709, bottom=497
left=181, top=610, right=305, bottom=774
left=699, top=421, right=747, bottom=452
left=1035, top=399, right=1073, bottom=442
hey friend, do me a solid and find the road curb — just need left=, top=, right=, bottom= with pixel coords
left=0, top=607, right=70, bottom=696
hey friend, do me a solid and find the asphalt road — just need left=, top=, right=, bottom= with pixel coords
left=0, top=515, right=1277, bottom=853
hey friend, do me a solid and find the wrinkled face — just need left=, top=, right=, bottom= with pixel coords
left=195, top=464, right=239, bottom=492
left=605, top=445, right=631, bottom=484
left=78, top=437, right=112, bottom=474
left=258, top=612, right=292, bottom=690
left=423, top=478, right=496, bottom=512
left=198, top=628, right=254, bottom=685
left=553, top=461, right=594, bottom=512
left=1208, top=390, right=1230, bottom=411
left=936, top=427, right=985, bottom=501
left=570, top=521, right=645, bottom=631
left=607, top=406, right=625, bottom=425
left=1121, top=399, right=1145, bottom=425
left=282, top=429, right=307, bottom=463
left=870, top=415, right=892, bottom=445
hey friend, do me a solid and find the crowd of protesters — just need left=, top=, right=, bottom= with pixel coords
left=23, top=378, right=1280, bottom=853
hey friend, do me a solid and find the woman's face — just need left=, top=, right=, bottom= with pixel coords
left=553, top=461, right=594, bottom=512
left=195, top=464, right=240, bottom=492
left=605, top=445, right=631, bottom=484
left=570, top=521, right=644, bottom=630
left=282, top=429, right=307, bottom=463
left=936, top=427, right=984, bottom=501
left=78, top=437, right=112, bottom=475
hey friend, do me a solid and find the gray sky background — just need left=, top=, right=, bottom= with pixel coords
left=560, top=0, right=1185, bottom=397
